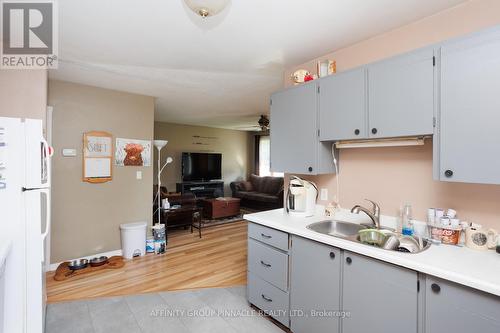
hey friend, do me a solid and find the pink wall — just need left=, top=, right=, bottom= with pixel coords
left=284, top=0, right=500, bottom=228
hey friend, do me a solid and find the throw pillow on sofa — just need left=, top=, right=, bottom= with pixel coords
left=241, top=181, right=254, bottom=192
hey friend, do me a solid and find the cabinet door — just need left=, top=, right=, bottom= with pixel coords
left=319, top=68, right=367, bottom=141
left=290, top=236, right=341, bottom=333
left=342, top=251, right=418, bottom=333
left=368, top=48, right=434, bottom=138
left=425, top=276, right=500, bottom=333
left=270, top=82, right=318, bottom=174
left=439, top=30, right=500, bottom=184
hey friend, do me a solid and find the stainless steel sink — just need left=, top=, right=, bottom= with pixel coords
left=306, top=220, right=366, bottom=238
left=306, top=220, right=431, bottom=254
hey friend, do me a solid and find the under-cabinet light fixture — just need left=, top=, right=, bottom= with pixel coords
left=335, top=136, right=428, bottom=149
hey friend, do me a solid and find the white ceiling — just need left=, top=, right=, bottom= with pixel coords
left=50, top=0, right=467, bottom=130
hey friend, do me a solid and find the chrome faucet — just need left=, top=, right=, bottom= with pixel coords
left=351, top=199, right=381, bottom=229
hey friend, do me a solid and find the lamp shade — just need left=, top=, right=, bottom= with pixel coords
left=153, top=140, right=168, bottom=149
left=184, top=0, right=230, bottom=17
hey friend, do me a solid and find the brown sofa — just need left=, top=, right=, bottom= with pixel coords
left=230, top=174, right=284, bottom=210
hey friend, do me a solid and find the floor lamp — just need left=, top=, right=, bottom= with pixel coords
left=154, top=140, right=173, bottom=225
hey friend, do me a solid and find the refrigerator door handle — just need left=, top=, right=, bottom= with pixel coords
left=40, top=188, right=51, bottom=258
left=40, top=137, right=50, bottom=185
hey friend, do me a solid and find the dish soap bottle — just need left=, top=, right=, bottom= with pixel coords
left=401, top=203, right=414, bottom=236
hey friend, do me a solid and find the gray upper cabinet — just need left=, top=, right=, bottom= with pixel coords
left=342, top=251, right=418, bottom=333
left=438, top=28, right=500, bottom=184
left=270, top=82, right=318, bottom=174
left=368, top=48, right=435, bottom=138
left=290, top=236, right=341, bottom=333
left=270, top=82, right=334, bottom=175
left=319, top=68, right=367, bottom=141
left=425, top=276, right=500, bottom=333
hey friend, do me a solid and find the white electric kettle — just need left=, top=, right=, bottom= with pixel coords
left=286, top=176, right=318, bottom=217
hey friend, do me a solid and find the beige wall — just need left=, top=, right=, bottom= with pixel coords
left=0, top=70, right=47, bottom=126
left=154, top=122, right=253, bottom=195
left=49, top=80, right=154, bottom=263
left=284, top=0, right=500, bottom=228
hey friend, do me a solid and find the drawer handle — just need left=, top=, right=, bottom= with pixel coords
left=260, top=260, right=272, bottom=268
left=260, top=233, right=272, bottom=239
left=261, top=294, right=273, bottom=302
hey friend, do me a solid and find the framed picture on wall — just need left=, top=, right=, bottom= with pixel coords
left=83, top=131, right=113, bottom=183
left=115, top=138, right=152, bottom=167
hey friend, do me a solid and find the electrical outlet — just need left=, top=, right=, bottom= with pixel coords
left=320, top=188, right=328, bottom=201
left=136, top=171, right=142, bottom=180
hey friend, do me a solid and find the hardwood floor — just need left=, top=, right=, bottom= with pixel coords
left=46, top=221, right=248, bottom=303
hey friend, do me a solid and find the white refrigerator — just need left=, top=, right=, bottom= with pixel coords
left=0, top=117, right=51, bottom=333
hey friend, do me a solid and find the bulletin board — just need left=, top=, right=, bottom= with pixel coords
left=83, top=131, right=113, bottom=183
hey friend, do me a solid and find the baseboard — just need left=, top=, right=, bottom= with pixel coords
left=48, top=249, right=123, bottom=272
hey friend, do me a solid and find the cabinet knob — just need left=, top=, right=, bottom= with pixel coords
left=371, top=128, right=378, bottom=135
left=354, top=129, right=360, bottom=135
left=329, top=251, right=335, bottom=259
left=444, top=170, right=453, bottom=178
left=308, top=167, right=313, bottom=172
left=431, top=283, right=441, bottom=294
left=346, top=257, right=352, bottom=264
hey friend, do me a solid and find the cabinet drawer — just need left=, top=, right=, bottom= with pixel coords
left=248, top=272, right=290, bottom=327
left=248, top=239, right=288, bottom=291
left=248, top=223, right=289, bottom=251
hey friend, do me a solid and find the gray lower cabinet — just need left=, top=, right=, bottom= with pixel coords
left=247, top=223, right=290, bottom=327
left=290, top=236, right=341, bottom=333
left=342, top=251, right=418, bottom=333
left=248, top=239, right=288, bottom=291
left=319, top=68, right=367, bottom=141
left=438, top=28, right=500, bottom=184
left=367, top=48, right=435, bottom=138
left=425, top=276, right=500, bottom=333
left=247, top=223, right=500, bottom=333
left=247, top=272, right=290, bottom=327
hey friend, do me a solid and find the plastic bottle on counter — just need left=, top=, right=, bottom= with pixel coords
left=401, top=203, right=414, bottom=236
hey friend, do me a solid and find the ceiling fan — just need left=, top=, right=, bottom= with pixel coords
left=234, top=115, right=269, bottom=131
left=257, top=115, right=270, bottom=131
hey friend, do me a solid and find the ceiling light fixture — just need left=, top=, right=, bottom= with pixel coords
left=183, top=0, right=230, bottom=18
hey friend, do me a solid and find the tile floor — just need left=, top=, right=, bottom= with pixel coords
left=46, top=286, right=286, bottom=333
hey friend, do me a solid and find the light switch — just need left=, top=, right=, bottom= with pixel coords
left=62, top=148, right=77, bottom=157
left=136, top=171, right=142, bottom=180
left=320, top=188, right=328, bottom=201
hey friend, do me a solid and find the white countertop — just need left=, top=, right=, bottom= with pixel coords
left=244, top=208, right=500, bottom=297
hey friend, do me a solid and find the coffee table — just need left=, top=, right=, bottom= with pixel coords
left=202, top=197, right=241, bottom=219
left=159, top=206, right=203, bottom=238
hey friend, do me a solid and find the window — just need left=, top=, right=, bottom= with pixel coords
left=258, top=136, right=283, bottom=177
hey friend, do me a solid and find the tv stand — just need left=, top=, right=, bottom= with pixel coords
left=176, top=181, right=224, bottom=199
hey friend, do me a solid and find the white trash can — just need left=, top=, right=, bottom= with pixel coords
left=120, top=222, right=147, bottom=259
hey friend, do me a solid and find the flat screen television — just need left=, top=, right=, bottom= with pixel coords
left=181, top=152, right=222, bottom=182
